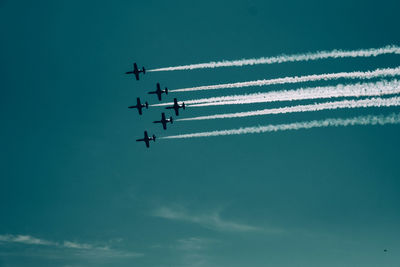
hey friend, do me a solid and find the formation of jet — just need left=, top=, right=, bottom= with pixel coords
left=126, top=63, right=187, bottom=148
left=136, top=131, right=156, bottom=148
left=126, top=63, right=145, bottom=80
left=128, top=97, right=148, bottom=115
left=165, top=98, right=185, bottom=116
left=153, top=112, right=173, bottom=130
left=148, top=83, right=168, bottom=101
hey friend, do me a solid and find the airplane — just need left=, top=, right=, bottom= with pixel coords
left=153, top=112, right=173, bottom=130
left=126, top=63, right=145, bottom=80
left=165, top=98, right=185, bottom=116
left=136, top=131, right=156, bottom=148
left=148, top=83, right=168, bottom=101
left=128, top=97, right=148, bottom=115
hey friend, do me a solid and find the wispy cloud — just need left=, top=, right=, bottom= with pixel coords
left=176, top=237, right=216, bottom=251
left=0, top=234, right=55, bottom=246
left=174, top=237, right=218, bottom=267
left=152, top=206, right=282, bottom=234
left=0, top=234, right=142, bottom=259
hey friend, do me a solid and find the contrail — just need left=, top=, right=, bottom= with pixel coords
left=177, top=96, right=400, bottom=121
left=148, top=45, right=400, bottom=72
left=152, top=80, right=400, bottom=108
left=191, top=80, right=400, bottom=107
left=169, top=67, right=400, bottom=93
left=161, top=113, right=400, bottom=139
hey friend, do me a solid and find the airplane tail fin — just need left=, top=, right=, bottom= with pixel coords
left=153, top=135, right=156, bottom=142
left=145, top=102, right=149, bottom=109
left=142, top=67, right=146, bottom=74
left=182, top=103, right=186, bottom=109
left=165, top=88, right=168, bottom=94
left=170, top=117, right=173, bottom=124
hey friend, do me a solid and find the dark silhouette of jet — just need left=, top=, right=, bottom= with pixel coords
left=165, top=98, right=185, bottom=116
left=153, top=112, right=173, bottom=130
left=128, top=97, right=148, bottom=115
left=126, top=63, right=145, bottom=80
left=136, top=131, right=156, bottom=148
left=148, top=83, right=168, bottom=101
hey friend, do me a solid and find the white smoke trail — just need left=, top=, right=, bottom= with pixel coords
left=177, top=96, right=400, bottom=121
left=188, top=80, right=400, bottom=107
left=148, top=45, right=400, bottom=72
left=161, top=113, right=400, bottom=139
left=169, top=67, right=400, bottom=93
left=152, top=80, right=400, bottom=107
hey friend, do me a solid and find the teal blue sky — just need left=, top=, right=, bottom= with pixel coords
left=1, top=1, right=400, bottom=266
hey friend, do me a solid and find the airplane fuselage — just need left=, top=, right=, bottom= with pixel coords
left=126, top=63, right=145, bottom=80
left=136, top=131, right=156, bottom=148
left=149, top=88, right=167, bottom=101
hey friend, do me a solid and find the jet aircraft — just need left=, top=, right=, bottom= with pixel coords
left=136, top=131, right=156, bottom=148
left=153, top=112, right=173, bottom=130
left=126, top=63, right=145, bottom=80
left=128, top=97, right=148, bottom=115
left=165, top=98, right=185, bottom=116
left=148, top=83, right=168, bottom=101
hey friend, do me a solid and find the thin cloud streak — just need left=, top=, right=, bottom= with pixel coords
left=0, top=234, right=142, bottom=258
left=0, top=234, right=55, bottom=246
left=169, top=66, right=400, bottom=93
left=148, top=45, right=400, bottom=72
left=176, top=237, right=215, bottom=251
left=162, top=113, right=400, bottom=139
left=175, top=237, right=216, bottom=267
left=177, top=96, right=400, bottom=121
left=152, top=206, right=282, bottom=234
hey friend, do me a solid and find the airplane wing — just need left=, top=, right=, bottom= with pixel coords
left=145, top=139, right=150, bottom=148
left=138, top=107, right=142, bottom=115
left=144, top=131, right=149, bottom=139
left=157, top=83, right=161, bottom=90
left=175, top=108, right=179, bottom=116
left=133, top=64, right=140, bottom=80
left=157, top=92, right=161, bottom=101
left=162, top=121, right=166, bottom=130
